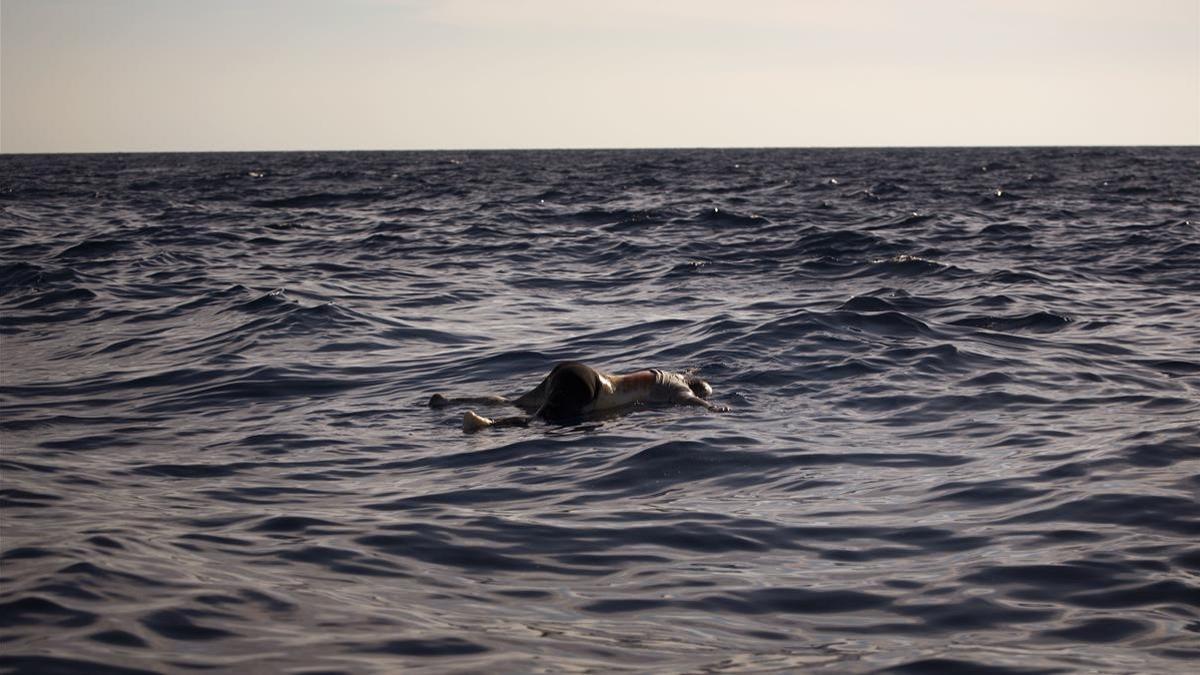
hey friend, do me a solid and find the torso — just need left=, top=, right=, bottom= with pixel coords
left=590, top=369, right=688, bottom=411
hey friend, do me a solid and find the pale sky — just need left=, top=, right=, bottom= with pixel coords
left=2, top=0, right=1198, bottom=153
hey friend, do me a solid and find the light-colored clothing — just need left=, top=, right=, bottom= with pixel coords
left=591, top=369, right=690, bottom=410
left=650, top=369, right=694, bottom=402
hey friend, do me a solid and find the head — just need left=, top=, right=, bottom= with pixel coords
left=539, top=362, right=600, bottom=421
left=685, top=374, right=713, bottom=399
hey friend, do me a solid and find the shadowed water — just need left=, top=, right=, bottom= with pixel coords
left=2, top=147, right=1198, bottom=673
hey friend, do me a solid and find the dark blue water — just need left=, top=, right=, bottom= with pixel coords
left=2, top=147, right=1198, bottom=674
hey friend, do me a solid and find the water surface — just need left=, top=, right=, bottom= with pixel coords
left=2, top=147, right=1198, bottom=673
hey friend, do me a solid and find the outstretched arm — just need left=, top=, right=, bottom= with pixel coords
left=430, top=373, right=552, bottom=412
left=429, top=393, right=515, bottom=408
left=674, top=392, right=730, bottom=413
left=462, top=410, right=532, bottom=433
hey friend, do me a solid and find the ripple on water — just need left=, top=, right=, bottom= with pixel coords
left=2, top=147, right=1199, bottom=672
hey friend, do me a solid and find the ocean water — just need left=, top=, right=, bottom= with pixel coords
left=1, top=147, right=1198, bottom=674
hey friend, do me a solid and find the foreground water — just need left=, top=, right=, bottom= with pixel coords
left=1, top=147, right=1198, bottom=673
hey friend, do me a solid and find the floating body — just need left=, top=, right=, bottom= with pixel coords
left=428, top=361, right=727, bottom=432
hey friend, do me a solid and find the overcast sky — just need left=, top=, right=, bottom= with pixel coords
left=2, top=0, right=1198, bottom=153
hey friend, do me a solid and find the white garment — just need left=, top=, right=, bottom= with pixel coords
left=650, top=369, right=693, bottom=402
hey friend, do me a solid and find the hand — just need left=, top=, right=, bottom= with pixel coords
left=462, top=410, right=494, bottom=433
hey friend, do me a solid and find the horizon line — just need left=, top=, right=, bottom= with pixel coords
left=3, top=142, right=1198, bottom=157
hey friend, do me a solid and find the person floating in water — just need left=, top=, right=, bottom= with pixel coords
left=429, top=362, right=729, bottom=433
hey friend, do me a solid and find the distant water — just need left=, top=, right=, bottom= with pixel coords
left=2, top=147, right=1198, bottom=674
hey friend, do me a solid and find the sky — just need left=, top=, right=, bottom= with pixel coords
left=2, top=0, right=1198, bottom=153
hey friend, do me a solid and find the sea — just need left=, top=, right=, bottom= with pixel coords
left=1, top=147, right=1198, bottom=674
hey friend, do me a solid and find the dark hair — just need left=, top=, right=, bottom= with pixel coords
left=686, top=375, right=713, bottom=399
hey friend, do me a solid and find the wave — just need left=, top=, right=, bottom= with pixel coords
left=949, top=311, right=1073, bottom=333
left=55, top=237, right=133, bottom=260
left=250, top=189, right=385, bottom=209
left=3, top=146, right=1198, bottom=673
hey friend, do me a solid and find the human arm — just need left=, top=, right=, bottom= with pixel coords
left=429, top=371, right=552, bottom=413
left=673, top=391, right=729, bottom=413
left=429, top=393, right=515, bottom=408
left=462, top=410, right=532, bottom=433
